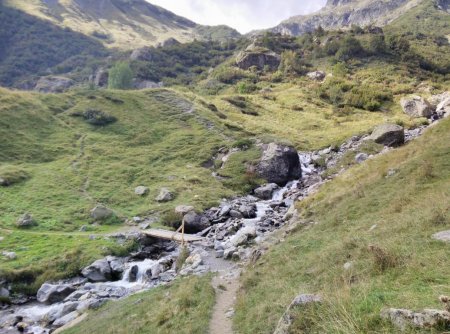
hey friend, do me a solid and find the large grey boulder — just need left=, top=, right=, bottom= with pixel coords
left=306, top=71, right=326, bottom=81
left=16, top=213, right=36, bottom=228
left=34, top=76, right=75, bottom=93
left=381, top=308, right=450, bottom=331
left=134, top=186, right=149, bottom=196
left=90, top=205, right=114, bottom=221
left=238, top=204, right=257, bottom=219
left=81, top=259, right=112, bottom=282
left=228, top=226, right=257, bottom=247
left=400, top=96, right=434, bottom=118
left=368, top=124, right=405, bottom=147
left=155, top=188, right=174, bottom=202
left=254, top=183, right=279, bottom=200
left=236, top=47, right=281, bottom=70
left=257, top=143, right=301, bottom=185
left=183, top=212, right=210, bottom=233
left=37, top=283, right=76, bottom=304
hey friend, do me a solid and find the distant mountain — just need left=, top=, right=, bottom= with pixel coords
left=270, top=0, right=427, bottom=36
left=4, top=0, right=240, bottom=49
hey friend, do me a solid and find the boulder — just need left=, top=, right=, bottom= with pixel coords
left=236, top=49, right=281, bottom=70
left=37, top=283, right=76, bottom=304
left=130, top=47, right=153, bottom=61
left=254, top=183, right=279, bottom=200
left=134, top=186, right=149, bottom=196
left=381, top=308, right=450, bottom=330
left=81, top=259, right=112, bottom=282
left=355, top=153, right=368, bottom=163
left=128, top=265, right=139, bottom=282
left=52, top=311, right=80, bottom=327
left=175, top=205, right=195, bottom=216
left=432, top=230, right=450, bottom=242
left=46, top=301, right=79, bottom=322
left=400, top=96, right=434, bottom=118
left=34, top=76, right=75, bottom=93
left=257, top=143, right=301, bottom=185
left=306, top=71, right=326, bottom=81
left=132, top=79, right=163, bottom=90
left=16, top=213, right=36, bottom=228
left=2, top=251, right=17, bottom=260
left=90, top=205, right=114, bottom=221
left=155, top=188, right=174, bottom=202
left=238, top=205, right=257, bottom=219
left=0, top=287, right=10, bottom=298
left=94, top=68, right=108, bottom=87
left=183, top=212, right=210, bottom=233
left=106, top=256, right=125, bottom=275
left=368, top=124, right=405, bottom=147
left=229, top=226, right=257, bottom=247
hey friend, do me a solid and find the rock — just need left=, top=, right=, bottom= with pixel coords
left=90, top=205, right=114, bottom=221
left=2, top=251, right=17, bottom=260
left=238, top=205, right=257, bottom=219
left=52, top=311, right=80, bottom=327
left=132, top=79, right=163, bottom=90
left=184, top=253, right=202, bottom=269
left=128, top=265, right=139, bottom=282
left=432, top=230, right=450, bottom=242
left=155, top=188, right=174, bottom=202
left=0, top=287, right=10, bottom=298
left=94, top=67, right=108, bottom=87
left=254, top=183, right=279, bottom=200
left=134, top=186, right=149, bottom=196
left=400, top=96, right=434, bottom=118
left=343, top=262, right=353, bottom=270
left=229, top=210, right=244, bottom=219
left=46, top=301, right=79, bottom=322
left=236, top=48, right=281, bottom=70
left=81, top=259, right=112, bottom=282
left=34, top=76, right=75, bottom=93
left=37, top=284, right=76, bottom=304
left=257, top=143, right=301, bottom=185
left=229, top=226, right=257, bottom=247
left=106, top=256, right=125, bottom=275
left=368, top=124, right=405, bottom=147
left=381, top=308, right=450, bottom=330
left=355, top=153, right=368, bottom=163
left=291, top=294, right=322, bottom=306
left=223, top=247, right=237, bottom=259
left=306, top=71, right=326, bottom=81
left=175, top=205, right=195, bottom=216
left=79, top=225, right=87, bottom=232
left=150, top=263, right=163, bottom=279
left=130, top=47, right=153, bottom=61
left=16, top=213, right=36, bottom=228
left=183, top=212, right=210, bottom=234
left=429, top=91, right=450, bottom=111
left=219, top=205, right=231, bottom=217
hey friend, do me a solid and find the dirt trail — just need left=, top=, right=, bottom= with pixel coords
left=209, top=270, right=240, bottom=334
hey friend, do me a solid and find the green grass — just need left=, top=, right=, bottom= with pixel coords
left=62, top=275, right=215, bottom=334
left=234, top=117, right=450, bottom=333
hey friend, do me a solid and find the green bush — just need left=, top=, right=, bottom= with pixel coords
left=108, top=62, right=134, bottom=90
left=236, top=81, right=258, bottom=94
left=335, top=36, right=365, bottom=61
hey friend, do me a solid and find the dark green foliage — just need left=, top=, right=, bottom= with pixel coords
left=335, top=36, right=365, bottom=61
left=0, top=4, right=108, bottom=87
left=279, top=50, right=309, bottom=75
left=71, top=109, right=117, bottom=126
left=108, top=62, right=134, bottom=89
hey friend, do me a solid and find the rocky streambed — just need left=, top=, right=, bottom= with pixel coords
left=0, top=112, right=446, bottom=334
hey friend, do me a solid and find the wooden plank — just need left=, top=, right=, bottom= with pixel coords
left=143, top=229, right=204, bottom=243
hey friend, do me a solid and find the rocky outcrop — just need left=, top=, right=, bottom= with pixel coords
left=34, top=76, right=75, bottom=93
left=257, top=143, right=301, bottom=185
left=236, top=47, right=281, bottom=71
left=37, top=284, right=76, bottom=304
left=368, top=124, right=405, bottom=147
left=381, top=308, right=450, bottom=331
left=183, top=212, right=211, bottom=233
left=270, top=0, right=422, bottom=37
left=401, top=96, right=434, bottom=118
left=81, top=259, right=112, bottom=282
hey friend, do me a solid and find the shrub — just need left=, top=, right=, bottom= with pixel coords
left=236, top=81, right=258, bottom=94
left=368, top=244, right=403, bottom=272
left=335, top=36, right=364, bottom=61
left=279, top=50, right=306, bottom=75
left=71, top=109, right=117, bottom=126
left=108, top=62, right=134, bottom=89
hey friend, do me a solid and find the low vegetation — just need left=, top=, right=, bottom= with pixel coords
left=234, top=117, right=450, bottom=333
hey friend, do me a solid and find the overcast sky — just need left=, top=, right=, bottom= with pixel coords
left=147, top=0, right=327, bottom=33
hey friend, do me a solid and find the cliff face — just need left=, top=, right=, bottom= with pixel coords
left=271, top=0, right=426, bottom=36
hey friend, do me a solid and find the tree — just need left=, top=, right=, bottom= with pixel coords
left=335, top=36, right=364, bottom=61
left=369, top=35, right=387, bottom=55
left=108, top=62, right=133, bottom=89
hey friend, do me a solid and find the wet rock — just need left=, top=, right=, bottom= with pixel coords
left=155, top=188, right=174, bottom=202
left=229, top=210, right=244, bottom=219
left=254, top=183, right=279, bottom=200
left=128, top=265, right=139, bottom=282
left=257, top=143, right=301, bottom=185
left=368, top=124, right=405, bottom=147
left=46, top=301, right=79, bottom=322
left=90, top=205, right=114, bottom=221
left=16, top=213, right=36, bottom=228
left=238, top=205, right=257, bottom=219
left=381, top=308, right=450, bottom=330
left=183, top=212, right=211, bottom=233
left=134, top=186, right=149, bottom=196
left=401, top=96, right=434, bottom=118
left=52, top=311, right=80, bottom=327
left=37, top=284, right=76, bottom=304
left=306, top=71, right=326, bottom=81
left=81, top=259, right=112, bottom=282
left=432, top=230, right=450, bottom=242
left=106, top=256, right=125, bottom=275
left=219, top=205, right=231, bottom=217
left=229, top=226, right=257, bottom=247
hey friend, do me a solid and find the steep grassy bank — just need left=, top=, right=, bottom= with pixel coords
left=234, top=117, right=450, bottom=333
left=62, top=275, right=215, bottom=334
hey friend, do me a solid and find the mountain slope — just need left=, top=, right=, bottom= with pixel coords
left=271, top=0, right=426, bottom=36
left=4, top=0, right=240, bottom=49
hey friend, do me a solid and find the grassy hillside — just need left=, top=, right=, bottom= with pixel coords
left=234, top=117, right=450, bottom=333
left=62, top=275, right=215, bottom=334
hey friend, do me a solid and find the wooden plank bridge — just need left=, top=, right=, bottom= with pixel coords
left=142, top=228, right=204, bottom=243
